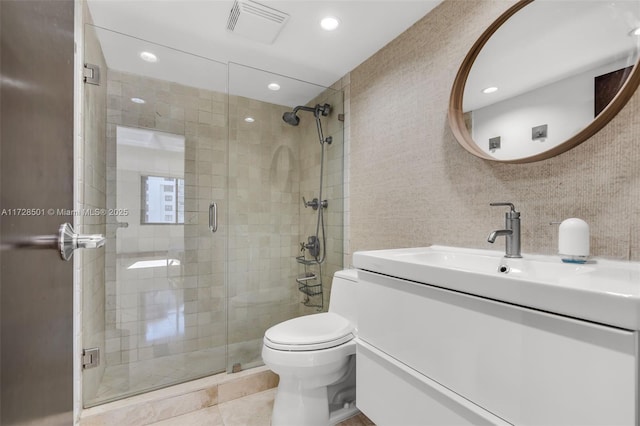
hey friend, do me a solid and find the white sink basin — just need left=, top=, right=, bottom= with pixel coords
left=353, top=245, right=640, bottom=330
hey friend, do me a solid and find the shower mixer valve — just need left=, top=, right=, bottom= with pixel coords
left=302, top=196, right=328, bottom=210
left=302, top=236, right=321, bottom=258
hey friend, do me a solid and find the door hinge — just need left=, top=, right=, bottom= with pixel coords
left=83, top=63, right=100, bottom=85
left=82, top=347, right=100, bottom=370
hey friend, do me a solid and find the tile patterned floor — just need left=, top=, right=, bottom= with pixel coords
left=148, top=388, right=375, bottom=426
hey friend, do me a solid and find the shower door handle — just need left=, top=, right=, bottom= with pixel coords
left=209, top=202, right=218, bottom=233
left=1, top=223, right=105, bottom=261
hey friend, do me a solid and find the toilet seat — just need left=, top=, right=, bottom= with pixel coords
left=264, top=312, right=355, bottom=351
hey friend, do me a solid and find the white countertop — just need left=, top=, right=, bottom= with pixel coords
left=353, top=245, right=640, bottom=330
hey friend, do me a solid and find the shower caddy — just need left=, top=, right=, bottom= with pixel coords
left=296, top=234, right=324, bottom=310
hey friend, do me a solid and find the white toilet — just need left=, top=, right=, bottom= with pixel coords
left=262, top=269, right=359, bottom=426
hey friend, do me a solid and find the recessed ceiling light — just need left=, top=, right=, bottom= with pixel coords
left=629, top=26, right=640, bottom=36
left=320, top=16, right=340, bottom=31
left=268, top=83, right=281, bottom=91
left=244, top=117, right=255, bottom=123
left=482, top=86, right=498, bottom=94
left=139, top=51, right=158, bottom=63
left=131, top=97, right=146, bottom=104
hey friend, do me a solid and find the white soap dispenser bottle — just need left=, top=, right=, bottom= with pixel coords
left=558, top=218, right=589, bottom=263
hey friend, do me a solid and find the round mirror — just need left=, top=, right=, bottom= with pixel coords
left=449, top=0, right=640, bottom=163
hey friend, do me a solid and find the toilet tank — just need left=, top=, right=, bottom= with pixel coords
left=328, top=269, right=358, bottom=327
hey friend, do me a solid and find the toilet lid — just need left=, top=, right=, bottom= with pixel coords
left=264, top=312, right=354, bottom=351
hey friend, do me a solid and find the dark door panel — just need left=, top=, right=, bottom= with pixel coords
left=1, top=1, right=75, bottom=424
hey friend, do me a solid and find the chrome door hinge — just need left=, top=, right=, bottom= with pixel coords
left=83, top=63, right=100, bottom=85
left=82, top=347, right=100, bottom=370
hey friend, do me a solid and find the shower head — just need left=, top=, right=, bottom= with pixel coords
left=282, top=103, right=331, bottom=126
left=282, top=111, right=300, bottom=126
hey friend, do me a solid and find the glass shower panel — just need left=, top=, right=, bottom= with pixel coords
left=227, top=63, right=344, bottom=372
left=82, top=25, right=228, bottom=406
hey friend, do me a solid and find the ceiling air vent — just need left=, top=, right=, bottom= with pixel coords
left=227, top=0, right=289, bottom=45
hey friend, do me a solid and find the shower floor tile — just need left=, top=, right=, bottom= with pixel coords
left=90, top=346, right=226, bottom=405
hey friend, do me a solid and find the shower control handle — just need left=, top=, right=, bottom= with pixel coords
left=302, top=197, right=328, bottom=210
left=303, top=196, right=317, bottom=210
left=304, top=235, right=321, bottom=258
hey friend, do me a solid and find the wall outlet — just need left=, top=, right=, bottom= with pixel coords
left=489, top=136, right=501, bottom=151
left=532, top=124, right=548, bottom=140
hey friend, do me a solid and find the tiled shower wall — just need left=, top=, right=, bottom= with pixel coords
left=226, top=97, right=301, bottom=368
left=225, top=84, right=344, bottom=365
left=298, top=89, right=345, bottom=312
left=101, top=68, right=344, bottom=375
left=104, top=69, right=228, bottom=369
left=347, top=0, right=640, bottom=262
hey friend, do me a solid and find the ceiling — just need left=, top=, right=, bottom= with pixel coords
left=86, top=0, right=443, bottom=107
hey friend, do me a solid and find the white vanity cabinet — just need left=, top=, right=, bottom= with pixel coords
left=356, top=270, right=638, bottom=426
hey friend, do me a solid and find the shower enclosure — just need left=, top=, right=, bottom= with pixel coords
left=81, top=20, right=343, bottom=407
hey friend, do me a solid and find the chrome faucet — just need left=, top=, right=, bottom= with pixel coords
left=487, top=202, right=522, bottom=258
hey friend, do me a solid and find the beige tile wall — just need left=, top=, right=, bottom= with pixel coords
left=104, top=69, right=227, bottom=371
left=225, top=86, right=344, bottom=364
left=225, top=95, right=302, bottom=368
left=101, top=68, right=344, bottom=378
left=347, top=0, right=640, bottom=262
left=298, top=89, right=345, bottom=312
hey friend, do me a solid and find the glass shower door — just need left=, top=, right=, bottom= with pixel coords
left=82, top=24, right=228, bottom=406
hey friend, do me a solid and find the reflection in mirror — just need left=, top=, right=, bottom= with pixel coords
left=450, top=0, right=640, bottom=163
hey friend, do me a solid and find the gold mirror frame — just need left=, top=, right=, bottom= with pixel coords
left=448, top=0, right=640, bottom=164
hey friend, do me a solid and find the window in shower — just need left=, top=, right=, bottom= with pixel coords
left=140, top=175, right=185, bottom=224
